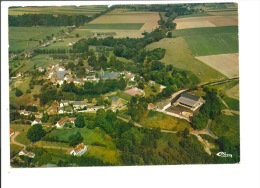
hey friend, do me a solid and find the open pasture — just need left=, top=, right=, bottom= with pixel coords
left=9, top=5, right=108, bottom=16
left=225, top=83, right=239, bottom=100
left=195, top=53, right=238, bottom=79
left=82, top=23, right=144, bottom=30
left=146, top=37, right=226, bottom=83
left=174, top=15, right=238, bottom=30
left=9, top=26, right=66, bottom=52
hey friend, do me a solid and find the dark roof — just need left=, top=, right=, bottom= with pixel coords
left=181, top=92, right=200, bottom=101
left=73, top=101, right=86, bottom=106
left=112, top=96, right=118, bottom=102
left=177, top=92, right=200, bottom=107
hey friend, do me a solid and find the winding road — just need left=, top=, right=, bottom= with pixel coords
left=10, top=131, right=25, bottom=148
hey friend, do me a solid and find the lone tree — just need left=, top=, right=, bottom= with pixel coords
left=27, top=124, right=46, bottom=142
left=69, top=132, right=83, bottom=146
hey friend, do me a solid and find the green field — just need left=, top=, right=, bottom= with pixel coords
left=9, top=5, right=108, bottom=16
left=172, top=26, right=238, bottom=37
left=47, top=127, right=115, bottom=148
left=9, top=27, right=67, bottom=52
left=140, top=110, right=190, bottom=131
left=38, top=37, right=80, bottom=50
left=82, top=23, right=144, bottom=30
left=211, top=114, right=239, bottom=145
left=184, top=32, right=238, bottom=56
left=117, top=91, right=132, bottom=101
left=146, top=37, right=226, bottom=83
left=223, top=96, right=240, bottom=111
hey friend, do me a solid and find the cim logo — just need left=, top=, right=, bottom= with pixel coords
left=216, top=152, right=232, bottom=158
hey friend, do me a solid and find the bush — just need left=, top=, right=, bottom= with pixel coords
left=15, top=89, right=23, bottom=97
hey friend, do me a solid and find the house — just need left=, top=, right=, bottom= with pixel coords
left=19, top=110, right=31, bottom=116
left=31, top=119, right=42, bottom=126
left=60, top=100, right=69, bottom=107
left=147, top=103, right=155, bottom=110
left=56, top=116, right=75, bottom=129
left=10, top=129, right=15, bottom=137
left=175, top=92, right=204, bottom=111
left=19, top=149, right=35, bottom=158
left=70, top=143, right=88, bottom=156
left=73, top=101, right=87, bottom=110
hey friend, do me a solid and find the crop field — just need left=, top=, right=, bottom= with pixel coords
left=172, top=26, right=238, bottom=37
left=146, top=37, right=226, bottom=83
left=82, top=23, right=144, bottom=30
left=9, top=27, right=67, bottom=52
left=140, top=111, right=190, bottom=131
left=195, top=53, right=239, bottom=78
left=174, top=15, right=238, bottom=30
left=79, top=8, right=160, bottom=38
left=184, top=32, right=238, bottom=56
left=9, top=5, right=108, bottom=16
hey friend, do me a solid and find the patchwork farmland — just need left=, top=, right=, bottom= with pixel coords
left=79, top=9, right=160, bottom=38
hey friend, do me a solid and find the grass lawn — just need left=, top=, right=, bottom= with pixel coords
left=144, top=83, right=161, bottom=97
left=9, top=26, right=67, bottom=52
left=140, top=110, right=191, bottom=131
left=39, top=37, right=80, bottom=50
left=10, top=124, right=31, bottom=145
left=10, top=144, right=23, bottom=158
left=211, top=114, right=239, bottom=145
left=82, top=23, right=144, bottom=30
left=146, top=37, right=226, bottom=83
left=42, top=148, right=68, bottom=163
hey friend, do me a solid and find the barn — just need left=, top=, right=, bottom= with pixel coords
left=176, top=92, right=204, bottom=111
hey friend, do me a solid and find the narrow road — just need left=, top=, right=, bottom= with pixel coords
left=10, top=131, right=26, bottom=148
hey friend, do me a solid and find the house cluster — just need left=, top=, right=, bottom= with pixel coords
left=70, top=143, right=88, bottom=156
left=58, top=99, right=105, bottom=114
left=19, top=149, right=35, bottom=158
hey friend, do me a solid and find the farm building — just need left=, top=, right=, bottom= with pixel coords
left=70, top=143, right=88, bottom=156
left=56, top=116, right=75, bottom=129
left=175, top=92, right=204, bottom=111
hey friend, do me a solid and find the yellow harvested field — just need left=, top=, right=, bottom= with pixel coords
left=174, top=16, right=238, bottom=29
left=195, top=53, right=239, bottom=79
left=226, top=84, right=239, bottom=100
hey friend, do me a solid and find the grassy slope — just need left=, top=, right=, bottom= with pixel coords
left=211, top=114, right=239, bottom=145
left=9, top=27, right=67, bottom=51
left=144, top=83, right=161, bottom=97
left=140, top=110, right=190, bottom=131
left=146, top=37, right=226, bottom=83
left=10, top=144, right=23, bottom=158
left=46, top=126, right=121, bottom=164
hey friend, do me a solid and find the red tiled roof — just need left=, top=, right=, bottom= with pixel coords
left=74, top=143, right=85, bottom=153
left=57, top=117, right=69, bottom=125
